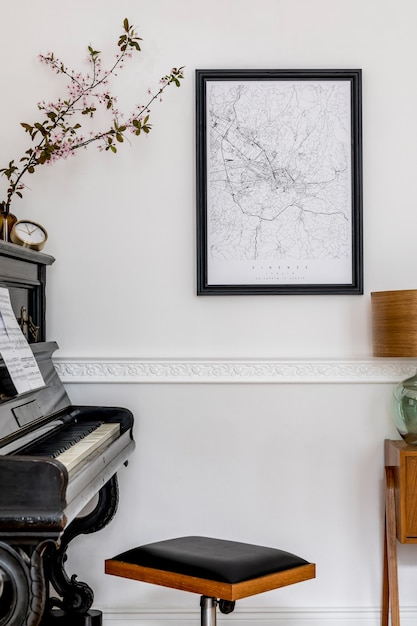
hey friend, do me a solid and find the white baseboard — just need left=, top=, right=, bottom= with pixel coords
left=100, top=606, right=417, bottom=626
left=54, top=357, right=417, bottom=384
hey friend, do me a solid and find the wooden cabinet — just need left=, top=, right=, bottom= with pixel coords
left=385, top=439, right=417, bottom=543
left=382, top=439, right=417, bottom=626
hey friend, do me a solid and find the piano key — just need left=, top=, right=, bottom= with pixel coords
left=56, top=423, right=120, bottom=475
left=20, top=421, right=103, bottom=457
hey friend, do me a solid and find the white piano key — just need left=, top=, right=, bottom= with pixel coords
left=56, top=423, right=120, bottom=475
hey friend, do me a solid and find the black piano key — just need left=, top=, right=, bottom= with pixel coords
left=18, top=421, right=103, bottom=458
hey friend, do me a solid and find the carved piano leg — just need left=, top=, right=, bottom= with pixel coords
left=40, top=474, right=119, bottom=625
left=0, top=540, right=50, bottom=626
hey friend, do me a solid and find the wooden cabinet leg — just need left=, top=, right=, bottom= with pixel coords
left=384, top=466, right=400, bottom=626
left=382, top=514, right=389, bottom=626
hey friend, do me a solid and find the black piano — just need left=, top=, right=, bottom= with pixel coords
left=0, top=241, right=135, bottom=626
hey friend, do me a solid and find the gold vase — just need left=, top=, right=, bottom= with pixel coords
left=0, top=210, right=17, bottom=242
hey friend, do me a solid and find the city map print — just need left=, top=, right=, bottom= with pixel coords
left=205, top=79, right=353, bottom=286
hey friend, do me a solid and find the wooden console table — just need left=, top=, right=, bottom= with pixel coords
left=383, top=439, right=417, bottom=626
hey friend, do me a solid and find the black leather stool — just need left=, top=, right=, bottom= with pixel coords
left=105, top=536, right=315, bottom=625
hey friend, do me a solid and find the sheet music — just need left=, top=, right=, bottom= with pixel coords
left=0, top=288, right=45, bottom=394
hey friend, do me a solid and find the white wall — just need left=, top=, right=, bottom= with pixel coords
left=2, top=0, right=417, bottom=624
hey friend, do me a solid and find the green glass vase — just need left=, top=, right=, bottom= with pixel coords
left=392, top=371, right=417, bottom=444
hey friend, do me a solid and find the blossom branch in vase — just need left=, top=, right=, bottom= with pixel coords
left=0, top=17, right=184, bottom=222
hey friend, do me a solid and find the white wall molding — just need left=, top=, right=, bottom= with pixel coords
left=99, top=605, right=416, bottom=626
left=54, top=357, right=417, bottom=384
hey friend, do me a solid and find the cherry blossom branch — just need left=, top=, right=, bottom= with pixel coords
left=0, top=18, right=184, bottom=213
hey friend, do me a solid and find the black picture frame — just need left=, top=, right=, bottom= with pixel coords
left=196, top=69, right=363, bottom=295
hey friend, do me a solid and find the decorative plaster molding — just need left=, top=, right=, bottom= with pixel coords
left=53, top=357, right=417, bottom=384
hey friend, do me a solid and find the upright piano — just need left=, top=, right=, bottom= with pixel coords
left=0, top=240, right=135, bottom=626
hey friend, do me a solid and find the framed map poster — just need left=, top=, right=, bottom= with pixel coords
left=196, top=69, right=363, bottom=295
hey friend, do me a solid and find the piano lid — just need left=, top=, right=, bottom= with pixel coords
left=0, top=341, right=70, bottom=447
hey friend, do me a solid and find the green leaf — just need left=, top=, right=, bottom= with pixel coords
left=88, top=46, right=100, bottom=57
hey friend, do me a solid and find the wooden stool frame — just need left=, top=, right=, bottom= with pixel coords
left=105, top=558, right=315, bottom=601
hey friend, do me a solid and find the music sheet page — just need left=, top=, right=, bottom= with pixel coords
left=0, top=287, right=45, bottom=394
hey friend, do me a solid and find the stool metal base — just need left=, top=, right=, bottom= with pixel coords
left=200, top=597, right=217, bottom=626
